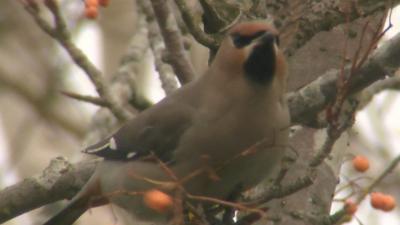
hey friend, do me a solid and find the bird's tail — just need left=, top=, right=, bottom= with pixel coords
left=43, top=196, right=88, bottom=225
left=43, top=173, right=106, bottom=225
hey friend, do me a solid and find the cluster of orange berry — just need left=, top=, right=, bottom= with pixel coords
left=370, top=192, right=396, bottom=212
left=84, top=0, right=109, bottom=19
left=344, top=155, right=396, bottom=216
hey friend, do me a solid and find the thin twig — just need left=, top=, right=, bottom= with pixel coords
left=308, top=14, right=392, bottom=168
left=358, top=76, right=400, bottom=110
left=21, top=0, right=131, bottom=121
left=288, top=31, right=400, bottom=126
left=61, top=91, right=110, bottom=107
left=355, top=9, right=392, bottom=70
left=308, top=124, right=346, bottom=167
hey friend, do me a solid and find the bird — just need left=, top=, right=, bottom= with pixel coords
left=43, top=21, right=290, bottom=225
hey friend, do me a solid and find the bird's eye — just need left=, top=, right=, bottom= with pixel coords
left=231, top=31, right=266, bottom=48
left=231, top=34, right=252, bottom=48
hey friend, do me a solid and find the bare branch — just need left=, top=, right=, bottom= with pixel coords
left=174, top=0, right=219, bottom=50
left=255, top=173, right=315, bottom=204
left=265, top=0, right=400, bottom=55
left=149, top=0, right=196, bottom=84
left=309, top=99, right=358, bottom=167
left=21, top=0, right=131, bottom=121
left=357, top=75, right=400, bottom=109
left=116, top=14, right=154, bottom=111
left=288, top=31, right=400, bottom=126
left=198, top=0, right=241, bottom=34
left=61, top=91, right=110, bottom=107
left=83, top=13, right=154, bottom=144
left=0, top=158, right=98, bottom=223
left=138, top=0, right=179, bottom=95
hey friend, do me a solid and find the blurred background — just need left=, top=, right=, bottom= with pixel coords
left=0, top=1, right=399, bottom=224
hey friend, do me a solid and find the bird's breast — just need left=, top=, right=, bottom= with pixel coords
left=172, top=99, right=289, bottom=198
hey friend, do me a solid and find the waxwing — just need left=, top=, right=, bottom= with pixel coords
left=44, top=21, right=290, bottom=225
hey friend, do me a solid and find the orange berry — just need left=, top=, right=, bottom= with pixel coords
left=85, top=0, right=98, bottom=7
left=84, top=6, right=98, bottom=19
left=143, top=189, right=173, bottom=213
left=370, top=192, right=386, bottom=210
left=352, top=155, right=369, bottom=172
left=345, top=199, right=358, bottom=215
left=382, top=194, right=396, bottom=212
left=98, top=0, right=110, bottom=7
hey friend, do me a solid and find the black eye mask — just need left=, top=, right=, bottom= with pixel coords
left=231, top=31, right=266, bottom=48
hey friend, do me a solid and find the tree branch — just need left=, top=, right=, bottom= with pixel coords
left=288, top=31, right=400, bottom=126
left=149, top=0, right=196, bottom=84
left=264, top=0, right=400, bottom=56
left=1, top=17, right=400, bottom=224
left=84, top=12, right=154, bottom=144
left=2, top=1, right=400, bottom=223
left=0, top=158, right=98, bottom=223
left=174, top=0, right=219, bottom=50
left=61, top=91, right=110, bottom=107
left=138, top=0, right=179, bottom=95
left=21, top=0, right=131, bottom=121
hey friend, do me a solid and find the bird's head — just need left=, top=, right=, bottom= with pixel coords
left=212, top=21, right=286, bottom=88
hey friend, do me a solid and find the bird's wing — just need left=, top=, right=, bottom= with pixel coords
left=84, top=97, right=196, bottom=163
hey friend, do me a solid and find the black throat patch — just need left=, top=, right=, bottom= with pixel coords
left=243, top=39, right=276, bottom=85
